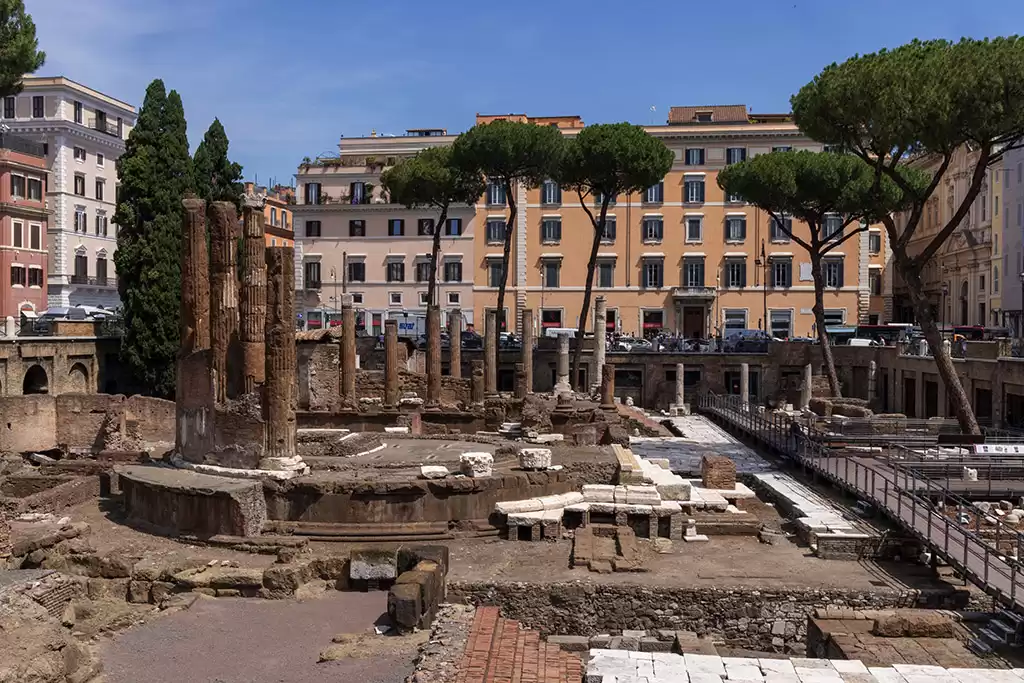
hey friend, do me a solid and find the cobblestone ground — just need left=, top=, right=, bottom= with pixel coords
left=631, top=415, right=775, bottom=475
left=100, top=592, right=419, bottom=683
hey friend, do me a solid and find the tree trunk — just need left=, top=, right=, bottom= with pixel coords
left=571, top=200, right=609, bottom=391
left=809, top=253, right=842, bottom=398
left=427, top=205, right=448, bottom=309
left=494, top=182, right=517, bottom=339
left=900, top=262, right=980, bottom=434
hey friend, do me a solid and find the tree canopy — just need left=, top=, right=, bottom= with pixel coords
left=193, top=118, right=243, bottom=209
left=114, top=80, right=194, bottom=397
left=0, top=0, right=44, bottom=99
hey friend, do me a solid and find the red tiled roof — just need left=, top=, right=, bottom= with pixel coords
left=667, top=105, right=749, bottom=125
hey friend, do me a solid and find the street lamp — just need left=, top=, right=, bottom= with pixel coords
left=1018, top=271, right=1024, bottom=336
left=941, top=281, right=948, bottom=341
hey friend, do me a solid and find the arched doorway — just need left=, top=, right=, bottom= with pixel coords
left=23, top=364, right=48, bottom=394
left=68, top=363, right=89, bottom=393
left=960, top=281, right=969, bottom=325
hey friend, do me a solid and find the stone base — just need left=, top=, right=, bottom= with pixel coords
left=172, top=454, right=308, bottom=481
left=670, top=404, right=690, bottom=416
left=258, top=455, right=310, bottom=473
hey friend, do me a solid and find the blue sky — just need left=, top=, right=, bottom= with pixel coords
left=27, top=0, right=1022, bottom=187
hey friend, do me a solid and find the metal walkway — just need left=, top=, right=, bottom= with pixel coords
left=698, top=393, right=1024, bottom=610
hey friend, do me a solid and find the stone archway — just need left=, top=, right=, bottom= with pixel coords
left=22, top=364, right=48, bottom=394
left=68, top=362, right=89, bottom=393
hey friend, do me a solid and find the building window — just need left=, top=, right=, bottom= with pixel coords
left=74, top=209, right=87, bottom=233
left=821, top=214, right=843, bottom=241
left=11, top=221, right=22, bottom=247
left=869, top=269, right=882, bottom=295
left=541, top=309, right=563, bottom=328
left=117, top=117, right=123, bottom=137
left=725, top=216, right=746, bottom=242
left=600, top=216, right=616, bottom=242
left=770, top=215, right=792, bottom=242
left=771, top=258, right=792, bottom=288
left=644, top=182, right=664, bottom=204
left=304, top=261, right=321, bottom=287
left=28, top=267, right=43, bottom=287
left=9, top=174, right=24, bottom=198
left=446, top=291, right=460, bottom=305
left=486, top=182, right=505, bottom=205
left=486, top=219, right=505, bottom=243
left=415, top=261, right=431, bottom=283
left=684, top=178, right=705, bottom=204
left=542, top=218, right=561, bottom=243
left=305, top=220, right=321, bottom=237
left=594, top=191, right=617, bottom=206
left=642, top=309, right=665, bottom=333
left=74, top=174, right=85, bottom=196
left=541, top=179, right=561, bottom=205
left=29, top=224, right=39, bottom=250
left=487, top=260, right=503, bottom=287
left=74, top=146, right=86, bottom=162
left=642, top=217, right=663, bottom=242
left=726, top=147, right=746, bottom=165
left=823, top=310, right=845, bottom=327
left=980, top=273, right=986, bottom=292
left=96, top=214, right=108, bottom=236
left=389, top=292, right=403, bottom=307
left=32, top=95, right=43, bottom=118
left=10, top=265, right=25, bottom=286
left=683, top=257, right=705, bottom=287
left=349, top=219, right=365, bottom=237
left=445, top=218, right=462, bottom=236
left=685, top=148, right=705, bottom=166
left=772, top=146, right=792, bottom=153
left=770, top=310, right=792, bottom=339
left=597, top=260, right=614, bottom=288
left=417, top=218, right=435, bottom=236
left=27, top=178, right=42, bottom=201
left=95, top=257, right=108, bottom=285
left=995, top=265, right=1000, bottom=293
left=386, top=261, right=405, bottom=282
left=418, top=291, right=429, bottom=307
left=724, top=309, right=747, bottom=336
left=542, top=259, right=561, bottom=288
left=869, top=230, right=882, bottom=255
left=349, top=181, right=366, bottom=204
left=643, top=259, right=664, bottom=288
left=270, top=207, right=278, bottom=226
left=725, top=258, right=746, bottom=288
left=73, top=254, right=87, bottom=280
left=304, top=182, right=321, bottom=205
left=443, top=260, right=462, bottom=282
left=95, top=179, right=104, bottom=201
left=347, top=261, right=366, bottom=282
left=3, top=96, right=13, bottom=119
left=823, top=257, right=844, bottom=288
left=388, top=219, right=405, bottom=236
left=685, top=216, right=702, bottom=242
left=97, top=152, right=105, bottom=168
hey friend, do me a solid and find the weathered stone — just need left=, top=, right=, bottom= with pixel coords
left=172, top=566, right=265, bottom=589
left=548, top=635, right=590, bottom=652
left=150, top=581, right=175, bottom=604
left=520, top=309, right=534, bottom=395
left=460, top=452, right=493, bottom=478
left=484, top=310, right=498, bottom=397
left=239, top=194, right=267, bottom=393
left=420, top=465, right=450, bottom=479
left=384, top=320, right=400, bottom=408
left=127, top=580, right=152, bottom=604
left=519, top=448, right=552, bottom=470
left=448, top=308, right=462, bottom=379
left=350, top=549, right=398, bottom=581
left=87, top=577, right=130, bottom=601
left=701, top=454, right=737, bottom=490
left=263, top=563, right=312, bottom=593
left=388, top=582, right=422, bottom=633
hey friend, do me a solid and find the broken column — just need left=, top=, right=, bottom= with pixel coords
left=426, top=305, right=442, bottom=410
left=673, top=363, right=686, bottom=414
left=514, top=362, right=527, bottom=399
left=555, top=333, right=571, bottom=396
left=740, top=362, right=750, bottom=407
left=470, top=359, right=485, bottom=405
left=176, top=198, right=214, bottom=462
left=800, top=363, right=812, bottom=411
left=447, top=308, right=462, bottom=379
left=209, top=201, right=239, bottom=403
left=600, top=362, right=615, bottom=410
left=520, top=308, right=534, bottom=395
left=340, top=296, right=357, bottom=410
left=240, top=193, right=267, bottom=394
left=484, top=310, right=498, bottom=397
left=384, top=319, right=399, bottom=409
left=261, top=246, right=304, bottom=474
left=868, top=360, right=877, bottom=404
left=591, top=296, right=607, bottom=394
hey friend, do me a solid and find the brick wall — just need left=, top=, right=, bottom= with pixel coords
left=0, top=395, right=57, bottom=452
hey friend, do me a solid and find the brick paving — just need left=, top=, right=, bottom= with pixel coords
left=456, top=606, right=582, bottom=683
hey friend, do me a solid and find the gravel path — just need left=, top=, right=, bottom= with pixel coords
left=100, top=592, right=419, bottom=683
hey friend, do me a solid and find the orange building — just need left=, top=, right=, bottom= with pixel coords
left=0, top=132, right=49, bottom=320
left=244, top=181, right=294, bottom=247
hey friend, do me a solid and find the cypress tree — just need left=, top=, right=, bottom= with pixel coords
left=114, top=80, right=194, bottom=397
left=193, top=118, right=243, bottom=209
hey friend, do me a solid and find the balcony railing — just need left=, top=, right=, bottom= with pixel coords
left=89, top=117, right=120, bottom=137
left=0, top=132, right=45, bottom=157
left=304, top=280, right=322, bottom=290
left=70, top=274, right=117, bottom=288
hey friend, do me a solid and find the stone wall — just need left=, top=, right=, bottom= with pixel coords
left=55, top=394, right=122, bottom=451
left=0, top=395, right=57, bottom=452
left=354, top=370, right=471, bottom=406
left=448, top=582, right=968, bottom=653
left=124, top=395, right=175, bottom=445
left=298, top=342, right=339, bottom=412
left=0, top=336, right=129, bottom=397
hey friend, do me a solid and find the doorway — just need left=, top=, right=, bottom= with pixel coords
left=903, top=376, right=917, bottom=418
left=682, top=306, right=704, bottom=338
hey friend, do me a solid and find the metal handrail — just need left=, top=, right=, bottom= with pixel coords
left=697, top=392, right=1024, bottom=608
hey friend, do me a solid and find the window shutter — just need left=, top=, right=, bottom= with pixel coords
left=838, top=259, right=845, bottom=287
left=786, top=262, right=793, bottom=288
left=699, top=182, right=705, bottom=203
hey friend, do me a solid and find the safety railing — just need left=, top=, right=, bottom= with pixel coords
left=697, top=392, right=1024, bottom=608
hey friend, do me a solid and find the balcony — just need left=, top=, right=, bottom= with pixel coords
left=70, top=275, right=117, bottom=288
left=672, top=286, right=717, bottom=301
left=89, top=117, right=120, bottom=137
left=0, top=132, right=45, bottom=157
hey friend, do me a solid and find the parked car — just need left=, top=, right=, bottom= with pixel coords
left=460, top=330, right=483, bottom=349
left=499, top=332, right=522, bottom=350
left=414, top=331, right=451, bottom=350
left=723, top=329, right=771, bottom=353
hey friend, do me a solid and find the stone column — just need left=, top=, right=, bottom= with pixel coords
left=470, top=359, right=485, bottom=404
left=800, top=363, right=812, bottom=411
left=740, top=362, right=750, bottom=407
left=384, top=319, right=399, bottom=409
left=484, top=310, right=498, bottom=397
left=447, top=308, right=462, bottom=379
left=176, top=198, right=213, bottom=462
left=261, top=247, right=304, bottom=473
left=674, top=363, right=686, bottom=411
left=867, top=360, right=877, bottom=405
left=521, top=308, right=534, bottom=395
left=340, top=296, right=356, bottom=410
left=209, top=201, right=239, bottom=403
left=514, top=362, right=527, bottom=399
left=426, top=305, right=442, bottom=410
left=591, top=296, right=607, bottom=394
left=240, top=194, right=267, bottom=394
left=600, top=362, right=615, bottom=410
left=555, top=333, right=571, bottom=396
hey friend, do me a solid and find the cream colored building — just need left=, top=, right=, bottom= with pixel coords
left=2, top=77, right=136, bottom=310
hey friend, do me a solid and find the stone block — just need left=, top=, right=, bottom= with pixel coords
left=496, top=499, right=544, bottom=515
left=387, top=582, right=421, bottom=633
left=582, top=484, right=616, bottom=503
left=263, top=563, right=312, bottom=593
left=589, top=635, right=612, bottom=648
left=640, top=636, right=673, bottom=652
left=395, top=569, right=437, bottom=620
left=701, top=454, right=737, bottom=491
left=150, top=581, right=175, bottom=603
left=127, top=580, right=152, bottom=604
left=548, top=635, right=590, bottom=652
left=398, top=545, right=449, bottom=577
left=459, top=452, right=493, bottom=478
left=87, top=577, right=129, bottom=600
left=419, top=465, right=449, bottom=479
left=519, top=448, right=553, bottom=470
left=172, top=566, right=265, bottom=590
left=350, top=549, right=398, bottom=581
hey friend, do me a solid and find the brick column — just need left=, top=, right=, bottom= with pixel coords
left=176, top=198, right=213, bottom=462
left=426, top=305, right=442, bottom=410
left=240, top=195, right=267, bottom=395
left=340, top=297, right=357, bottom=410
left=261, top=247, right=303, bottom=473
left=447, top=308, right=462, bottom=379
left=209, top=201, right=239, bottom=403
left=520, top=308, right=534, bottom=395
left=484, top=310, right=498, bottom=397
left=591, top=296, right=606, bottom=393
left=384, top=319, right=399, bottom=409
